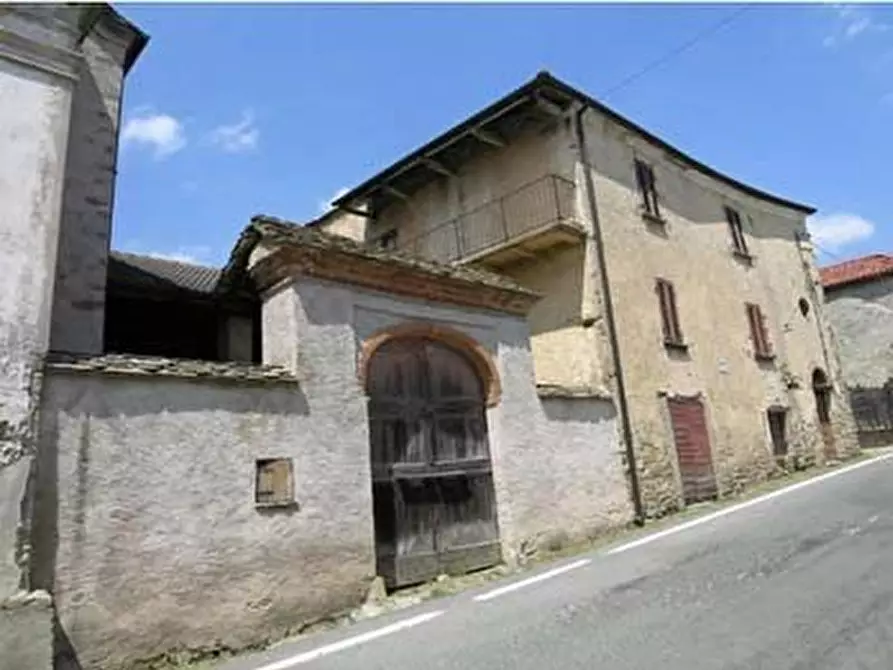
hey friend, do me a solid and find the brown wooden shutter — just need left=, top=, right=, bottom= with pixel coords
left=657, top=279, right=682, bottom=345
left=635, top=159, right=659, bottom=217
left=746, top=303, right=771, bottom=358
left=725, top=207, right=748, bottom=254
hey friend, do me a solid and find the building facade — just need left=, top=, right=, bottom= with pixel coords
left=0, top=5, right=146, bottom=669
left=318, top=72, right=860, bottom=517
left=821, top=254, right=893, bottom=447
left=0, top=10, right=860, bottom=668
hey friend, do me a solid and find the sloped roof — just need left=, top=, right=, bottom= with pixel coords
left=331, top=70, right=815, bottom=216
left=820, top=253, right=893, bottom=291
left=221, top=215, right=540, bottom=298
left=108, top=251, right=222, bottom=297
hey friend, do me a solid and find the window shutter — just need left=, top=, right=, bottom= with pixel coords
left=657, top=279, right=681, bottom=344
left=667, top=282, right=681, bottom=342
left=746, top=303, right=771, bottom=357
left=726, top=207, right=748, bottom=254
left=758, top=306, right=771, bottom=356
left=635, top=159, right=659, bottom=216
left=657, top=280, right=671, bottom=341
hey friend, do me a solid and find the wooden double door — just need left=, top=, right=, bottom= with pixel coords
left=367, top=337, right=501, bottom=588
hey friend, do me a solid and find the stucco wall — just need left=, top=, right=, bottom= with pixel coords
left=579, top=108, right=858, bottom=514
left=824, top=276, right=893, bottom=389
left=314, top=208, right=369, bottom=243
left=0, top=9, right=81, bottom=602
left=496, top=244, right=604, bottom=390
left=33, top=370, right=376, bottom=670
left=282, top=277, right=633, bottom=558
left=49, top=16, right=135, bottom=355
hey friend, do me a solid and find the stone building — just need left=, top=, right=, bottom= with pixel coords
left=0, top=5, right=859, bottom=668
left=316, top=71, right=860, bottom=515
left=821, top=253, right=893, bottom=447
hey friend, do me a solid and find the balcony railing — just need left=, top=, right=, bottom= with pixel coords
left=401, top=174, right=582, bottom=266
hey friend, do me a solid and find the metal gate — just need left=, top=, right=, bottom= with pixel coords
left=367, top=337, right=500, bottom=588
left=667, top=396, right=718, bottom=505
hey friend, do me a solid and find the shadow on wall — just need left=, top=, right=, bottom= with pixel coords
left=497, top=245, right=584, bottom=338
left=28, top=376, right=311, bottom=669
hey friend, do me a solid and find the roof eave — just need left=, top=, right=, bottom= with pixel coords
left=333, top=71, right=816, bottom=216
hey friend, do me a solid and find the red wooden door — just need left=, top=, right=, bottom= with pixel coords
left=667, top=397, right=718, bottom=504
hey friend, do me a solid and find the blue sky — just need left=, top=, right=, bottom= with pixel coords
left=113, top=3, right=891, bottom=268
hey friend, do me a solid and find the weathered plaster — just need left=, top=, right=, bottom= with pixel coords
left=0, top=589, right=53, bottom=670
left=34, top=368, right=374, bottom=670
left=340, top=279, right=632, bottom=560
left=50, top=13, right=135, bottom=355
left=579, top=107, right=858, bottom=513
left=824, top=275, right=893, bottom=389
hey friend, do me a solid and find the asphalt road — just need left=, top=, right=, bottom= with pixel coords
left=220, top=451, right=893, bottom=670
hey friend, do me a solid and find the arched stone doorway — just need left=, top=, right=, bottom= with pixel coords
left=813, top=368, right=836, bottom=460
left=366, top=334, right=501, bottom=588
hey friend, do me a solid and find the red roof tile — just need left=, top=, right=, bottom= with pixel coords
left=820, top=253, right=893, bottom=290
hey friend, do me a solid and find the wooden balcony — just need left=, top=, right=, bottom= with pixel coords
left=405, top=174, right=585, bottom=269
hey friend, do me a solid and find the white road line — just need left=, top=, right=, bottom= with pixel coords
left=473, top=558, right=591, bottom=602
left=253, top=610, right=445, bottom=670
left=607, top=449, right=893, bottom=557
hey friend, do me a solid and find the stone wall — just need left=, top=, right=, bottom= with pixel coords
left=824, top=275, right=893, bottom=389
left=281, top=276, right=633, bottom=559
left=579, top=107, right=859, bottom=515
left=49, top=12, right=140, bottom=355
left=32, top=359, right=376, bottom=670
left=824, top=275, right=893, bottom=445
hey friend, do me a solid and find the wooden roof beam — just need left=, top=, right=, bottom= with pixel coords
left=382, top=184, right=410, bottom=201
left=470, top=127, right=505, bottom=148
left=421, top=157, right=457, bottom=178
left=534, top=94, right=565, bottom=118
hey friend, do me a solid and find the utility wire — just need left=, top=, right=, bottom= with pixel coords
left=602, top=5, right=754, bottom=102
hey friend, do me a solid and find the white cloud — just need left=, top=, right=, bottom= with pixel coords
left=318, top=186, right=349, bottom=214
left=807, top=212, right=876, bottom=252
left=824, top=4, right=888, bottom=48
left=121, top=111, right=186, bottom=159
left=208, top=110, right=259, bottom=153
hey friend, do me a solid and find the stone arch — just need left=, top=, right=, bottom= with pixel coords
left=359, top=322, right=502, bottom=407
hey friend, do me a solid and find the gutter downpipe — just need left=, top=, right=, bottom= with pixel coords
left=572, top=103, right=645, bottom=525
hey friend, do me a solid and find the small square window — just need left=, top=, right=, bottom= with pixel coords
left=255, top=458, right=294, bottom=507
left=378, top=229, right=398, bottom=251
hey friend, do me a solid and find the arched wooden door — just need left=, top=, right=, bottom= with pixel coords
left=367, top=337, right=501, bottom=588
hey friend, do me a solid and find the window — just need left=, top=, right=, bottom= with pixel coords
left=725, top=206, right=749, bottom=256
left=634, top=159, right=661, bottom=220
left=798, top=297, right=810, bottom=318
left=746, top=303, right=773, bottom=360
left=255, top=458, right=294, bottom=507
left=656, top=278, right=684, bottom=348
left=767, top=407, right=788, bottom=457
left=378, top=229, right=398, bottom=251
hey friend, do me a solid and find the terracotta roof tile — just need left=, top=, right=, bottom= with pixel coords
left=820, top=254, right=893, bottom=290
